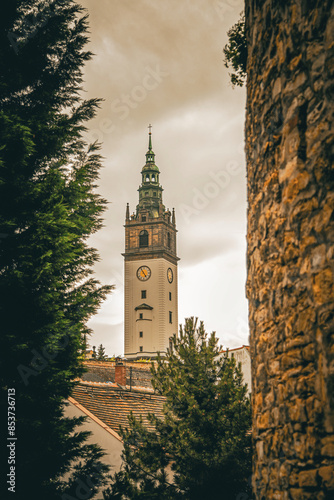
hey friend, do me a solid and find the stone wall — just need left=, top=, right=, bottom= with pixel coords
left=82, top=361, right=115, bottom=383
left=245, top=0, right=334, bottom=498
left=82, top=361, right=154, bottom=389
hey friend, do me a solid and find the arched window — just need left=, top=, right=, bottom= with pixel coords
left=145, top=175, right=150, bottom=182
left=151, top=175, right=155, bottom=182
left=167, top=232, right=171, bottom=249
left=139, top=230, right=148, bottom=247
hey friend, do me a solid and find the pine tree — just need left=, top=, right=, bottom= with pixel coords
left=0, top=1, right=113, bottom=498
left=105, top=318, right=252, bottom=500
left=97, top=344, right=107, bottom=361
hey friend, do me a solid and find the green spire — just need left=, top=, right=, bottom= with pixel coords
left=137, top=125, right=164, bottom=218
left=148, top=124, right=152, bottom=150
left=146, top=124, right=155, bottom=164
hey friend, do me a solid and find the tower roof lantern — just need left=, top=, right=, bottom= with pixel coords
left=137, top=125, right=165, bottom=217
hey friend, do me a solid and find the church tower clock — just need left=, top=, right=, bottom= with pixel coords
left=123, top=126, right=179, bottom=359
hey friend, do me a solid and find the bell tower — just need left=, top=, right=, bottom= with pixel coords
left=123, top=126, right=179, bottom=359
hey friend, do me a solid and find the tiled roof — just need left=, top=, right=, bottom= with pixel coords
left=84, top=360, right=154, bottom=371
left=71, top=381, right=165, bottom=435
left=68, top=396, right=122, bottom=442
left=220, top=345, right=250, bottom=353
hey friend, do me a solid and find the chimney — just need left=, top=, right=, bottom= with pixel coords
left=115, top=362, right=126, bottom=386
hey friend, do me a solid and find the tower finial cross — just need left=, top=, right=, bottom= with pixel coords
left=148, top=123, right=152, bottom=134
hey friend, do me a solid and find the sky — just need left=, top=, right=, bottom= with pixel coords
left=79, top=0, right=248, bottom=356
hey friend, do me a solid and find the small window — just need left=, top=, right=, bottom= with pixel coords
left=145, top=191, right=149, bottom=196
left=139, top=230, right=148, bottom=247
left=145, top=175, right=149, bottom=182
left=169, top=292, right=172, bottom=301
left=139, top=313, right=143, bottom=319
left=153, top=192, right=156, bottom=196
left=152, top=175, right=155, bottom=182
left=141, top=290, right=146, bottom=299
left=139, top=331, right=143, bottom=338
left=169, top=311, right=172, bottom=324
left=142, top=216, right=146, bottom=222
left=167, top=232, right=171, bottom=249
left=139, top=346, right=143, bottom=352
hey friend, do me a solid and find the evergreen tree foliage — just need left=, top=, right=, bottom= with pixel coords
left=0, top=1, right=113, bottom=498
left=104, top=318, right=252, bottom=500
left=223, top=14, right=247, bottom=87
left=97, top=344, right=107, bottom=361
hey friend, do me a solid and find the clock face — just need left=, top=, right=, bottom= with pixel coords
left=167, top=268, right=173, bottom=283
left=137, top=265, right=151, bottom=281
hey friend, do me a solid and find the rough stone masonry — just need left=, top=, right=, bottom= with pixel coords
left=245, top=0, right=334, bottom=498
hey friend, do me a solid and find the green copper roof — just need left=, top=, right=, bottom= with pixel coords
left=142, top=163, right=159, bottom=172
left=148, top=128, right=153, bottom=150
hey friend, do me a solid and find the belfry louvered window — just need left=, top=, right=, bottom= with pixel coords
left=139, top=230, right=148, bottom=247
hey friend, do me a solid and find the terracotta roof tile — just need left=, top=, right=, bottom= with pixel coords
left=68, top=396, right=122, bottom=442
left=220, top=345, right=250, bottom=353
left=71, top=381, right=165, bottom=435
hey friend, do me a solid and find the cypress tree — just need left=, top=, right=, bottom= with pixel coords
left=105, top=318, right=252, bottom=500
left=0, top=1, right=112, bottom=498
left=97, top=344, right=107, bottom=361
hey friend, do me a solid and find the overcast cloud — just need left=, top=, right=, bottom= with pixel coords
left=79, top=0, right=248, bottom=356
